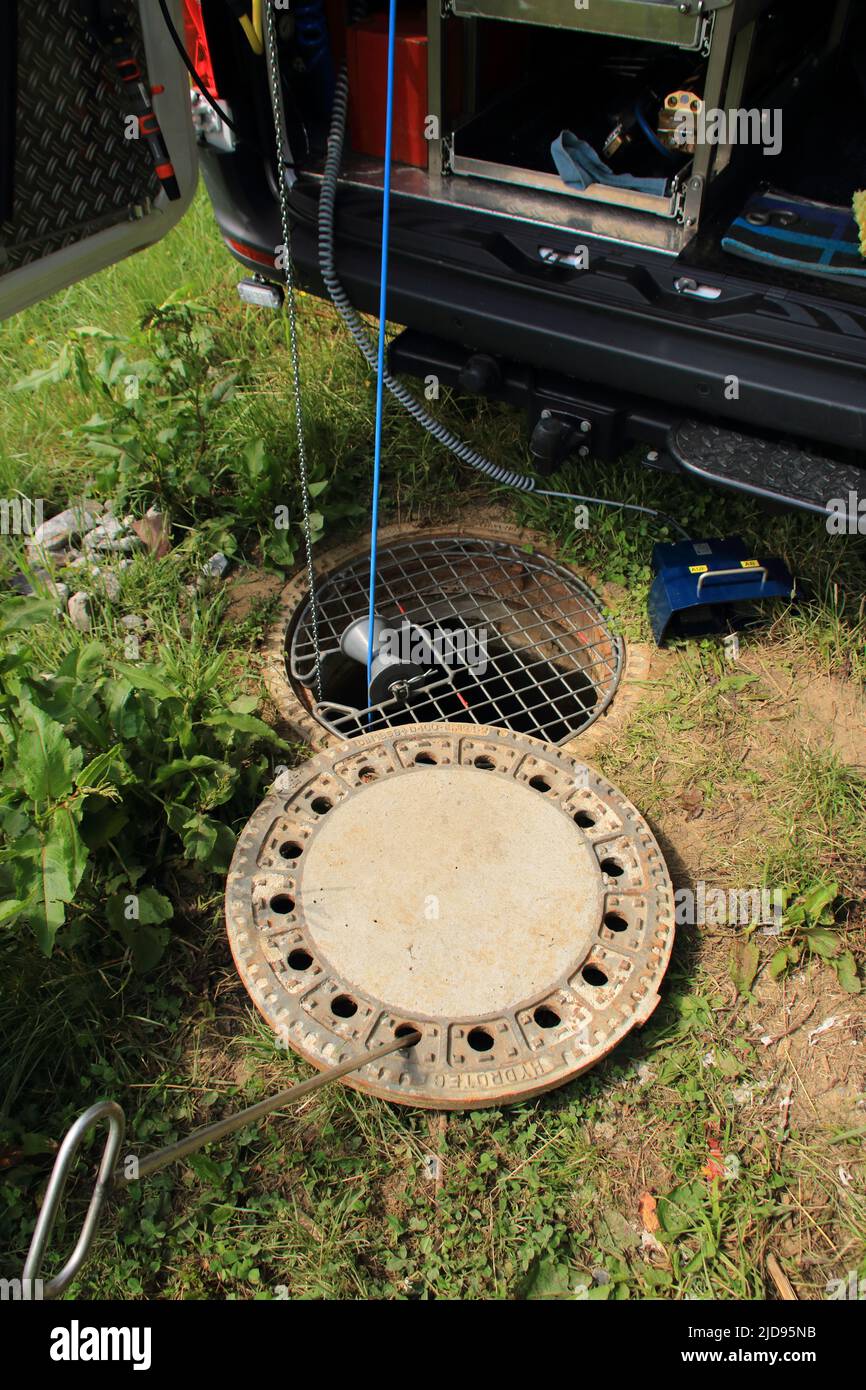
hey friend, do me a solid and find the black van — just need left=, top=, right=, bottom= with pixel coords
left=2, top=0, right=864, bottom=516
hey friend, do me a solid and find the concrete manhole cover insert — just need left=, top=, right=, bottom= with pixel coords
left=226, top=724, right=675, bottom=1109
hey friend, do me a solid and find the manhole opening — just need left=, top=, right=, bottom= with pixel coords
left=287, top=537, right=623, bottom=744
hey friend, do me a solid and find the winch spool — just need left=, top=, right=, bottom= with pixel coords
left=225, top=723, right=675, bottom=1110
left=339, top=613, right=437, bottom=706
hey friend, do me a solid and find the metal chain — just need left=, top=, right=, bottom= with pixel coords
left=263, top=0, right=322, bottom=701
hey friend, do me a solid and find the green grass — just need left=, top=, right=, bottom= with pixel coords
left=1, top=188, right=864, bottom=1301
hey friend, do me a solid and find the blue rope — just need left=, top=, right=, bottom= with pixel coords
left=366, top=0, right=398, bottom=715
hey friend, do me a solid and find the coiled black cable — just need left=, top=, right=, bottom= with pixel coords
left=318, top=71, right=536, bottom=490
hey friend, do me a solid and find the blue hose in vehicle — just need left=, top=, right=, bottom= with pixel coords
left=293, top=1, right=335, bottom=112
left=633, top=99, right=681, bottom=162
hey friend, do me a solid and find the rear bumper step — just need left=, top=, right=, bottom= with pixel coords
left=669, top=420, right=864, bottom=520
left=388, top=329, right=864, bottom=518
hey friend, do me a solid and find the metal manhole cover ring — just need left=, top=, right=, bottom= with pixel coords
left=285, top=534, right=623, bottom=745
left=225, top=724, right=675, bottom=1110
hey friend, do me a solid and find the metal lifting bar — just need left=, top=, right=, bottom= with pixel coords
left=22, top=1030, right=420, bottom=1300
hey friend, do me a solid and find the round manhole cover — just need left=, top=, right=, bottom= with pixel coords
left=226, top=724, right=675, bottom=1109
left=280, top=533, right=623, bottom=745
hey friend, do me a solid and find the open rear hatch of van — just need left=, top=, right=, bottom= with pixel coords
left=0, top=0, right=197, bottom=319
left=193, top=0, right=866, bottom=515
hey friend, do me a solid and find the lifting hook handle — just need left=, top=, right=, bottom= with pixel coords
left=22, top=1100, right=126, bottom=1300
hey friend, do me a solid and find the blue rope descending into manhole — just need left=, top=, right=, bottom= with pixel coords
left=365, top=0, right=399, bottom=717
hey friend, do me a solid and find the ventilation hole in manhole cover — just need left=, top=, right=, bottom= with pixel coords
left=394, top=1022, right=421, bottom=1047
left=529, top=775, right=551, bottom=792
left=287, top=948, right=313, bottom=971
left=604, top=912, right=628, bottom=933
left=287, top=536, right=623, bottom=744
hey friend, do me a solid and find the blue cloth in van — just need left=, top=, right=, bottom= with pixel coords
left=552, top=131, right=668, bottom=196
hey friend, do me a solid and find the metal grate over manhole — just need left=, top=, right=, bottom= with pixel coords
left=225, top=724, right=675, bottom=1109
left=287, top=536, right=623, bottom=744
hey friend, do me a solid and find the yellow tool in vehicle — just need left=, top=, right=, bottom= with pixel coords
left=658, top=90, right=703, bottom=153
left=225, top=0, right=263, bottom=55
left=855, top=190, right=866, bottom=257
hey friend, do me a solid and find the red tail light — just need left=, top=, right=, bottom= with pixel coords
left=226, top=237, right=278, bottom=268
left=181, top=0, right=219, bottom=98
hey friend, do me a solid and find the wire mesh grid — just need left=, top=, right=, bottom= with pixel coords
left=287, top=537, right=623, bottom=744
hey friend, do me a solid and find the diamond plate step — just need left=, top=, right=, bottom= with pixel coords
left=670, top=420, right=863, bottom=519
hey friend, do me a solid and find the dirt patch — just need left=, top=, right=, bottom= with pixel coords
left=745, top=971, right=866, bottom=1131
left=748, top=653, right=866, bottom=771
left=795, top=671, right=866, bottom=771
left=646, top=783, right=775, bottom=892
left=225, top=567, right=285, bottom=624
